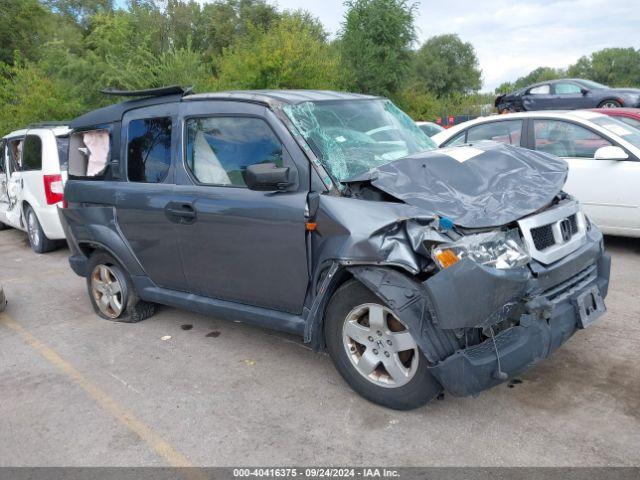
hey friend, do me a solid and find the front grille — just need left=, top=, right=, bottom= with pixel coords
left=531, top=224, right=555, bottom=250
left=517, top=201, right=587, bottom=265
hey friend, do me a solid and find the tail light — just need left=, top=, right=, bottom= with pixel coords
left=43, top=174, right=64, bottom=206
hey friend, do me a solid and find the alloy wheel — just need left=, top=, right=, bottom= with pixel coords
left=27, top=210, right=40, bottom=248
left=342, top=303, right=419, bottom=388
left=91, top=265, right=124, bottom=318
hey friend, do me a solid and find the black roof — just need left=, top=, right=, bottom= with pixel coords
left=69, top=89, right=380, bottom=129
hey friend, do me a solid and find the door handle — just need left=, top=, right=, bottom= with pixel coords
left=165, top=202, right=197, bottom=224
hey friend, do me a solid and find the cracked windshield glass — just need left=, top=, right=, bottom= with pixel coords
left=283, top=99, right=436, bottom=182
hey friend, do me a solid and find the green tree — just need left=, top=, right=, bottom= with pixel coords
left=412, top=34, right=481, bottom=97
left=568, top=48, right=640, bottom=87
left=43, top=0, right=113, bottom=26
left=0, top=0, right=51, bottom=64
left=0, top=61, right=83, bottom=135
left=217, top=12, right=340, bottom=90
left=340, top=0, right=416, bottom=97
left=200, top=0, right=280, bottom=61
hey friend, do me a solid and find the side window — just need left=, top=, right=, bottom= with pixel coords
left=445, top=132, right=466, bottom=147
left=8, top=139, right=24, bottom=172
left=22, top=135, right=42, bottom=171
left=185, top=117, right=283, bottom=187
left=533, top=120, right=611, bottom=158
left=529, top=85, right=550, bottom=95
left=68, top=129, right=111, bottom=178
left=467, top=120, right=523, bottom=145
left=127, top=117, right=172, bottom=183
left=56, top=136, right=70, bottom=170
left=555, top=83, right=582, bottom=95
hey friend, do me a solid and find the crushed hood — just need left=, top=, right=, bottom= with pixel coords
left=359, top=142, right=568, bottom=228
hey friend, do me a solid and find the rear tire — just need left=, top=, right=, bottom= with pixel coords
left=86, top=252, right=155, bottom=323
left=325, top=279, right=443, bottom=410
left=25, top=205, right=57, bottom=253
left=598, top=99, right=622, bottom=108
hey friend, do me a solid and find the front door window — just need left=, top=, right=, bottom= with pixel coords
left=533, top=120, right=611, bottom=158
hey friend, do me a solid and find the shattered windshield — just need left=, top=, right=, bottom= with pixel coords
left=283, top=99, right=436, bottom=182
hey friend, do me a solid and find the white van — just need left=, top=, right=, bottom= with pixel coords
left=0, top=124, right=70, bottom=253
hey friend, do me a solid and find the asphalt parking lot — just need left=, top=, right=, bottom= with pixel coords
left=0, top=227, right=639, bottom=467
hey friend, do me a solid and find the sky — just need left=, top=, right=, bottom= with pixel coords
left=271, top=0, right=640, bottom=91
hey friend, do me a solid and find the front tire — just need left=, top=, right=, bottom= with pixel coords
left=25, top=205, right=56, bottom=253
left=325, top=279, right=443, bottom=410
left=86, top=252, right=155, bottom=323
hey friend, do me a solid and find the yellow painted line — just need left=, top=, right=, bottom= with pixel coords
left=0, top=312, right=194, bottom=468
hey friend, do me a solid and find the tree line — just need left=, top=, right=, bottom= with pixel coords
left=1, top=0, right=639, bottom=136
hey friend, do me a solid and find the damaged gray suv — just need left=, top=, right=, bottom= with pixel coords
left=60, top=87, right=610, bottom=410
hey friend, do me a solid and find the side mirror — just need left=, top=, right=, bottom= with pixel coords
left=244, top=162, right=293, bottom=191
left=594, top=145, right=628, bottom=161
left=581, top=88, right=590, bottom=96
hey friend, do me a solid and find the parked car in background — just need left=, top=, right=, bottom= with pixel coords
left=433, top=110, right=640, bottom=237
left=495, top=79, right=640, bottom=113
left=0, top=124, right=70, bottom=252
left=60, top=87, right=610, bottom=410
left=415, top=121, right=444, bottom=137
left=590, top=107, right=640, bottom=129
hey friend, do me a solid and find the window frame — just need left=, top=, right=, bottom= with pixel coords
left=68, top=124, right=115, bottom=181
left=465, top=119, right=525, bottom=146
left=523, top=117, right=638, bottom=161
left=527, top=84, right=551, bottom=95
left=553, top=82, right=583, bottom=95
left=21, top=134, right=43, bottom=171
left=181, top=113, right=294, bottom=190
left=6, top=136, right=25, bottom=175
left=126, top=116, right=174, bottom=184
left=443, top=119, right=525, bottom=147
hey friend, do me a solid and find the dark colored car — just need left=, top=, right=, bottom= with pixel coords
left=590, top=107, right=640, bottom=129
left=60, top=87, right=610, bottom=410
left=496, top=78, right=640, bottom=113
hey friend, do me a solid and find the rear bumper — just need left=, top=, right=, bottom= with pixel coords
left=429, top=251, right=610, bottom=396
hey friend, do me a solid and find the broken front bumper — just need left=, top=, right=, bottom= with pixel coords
left=350, top=226, right=610, bottom=398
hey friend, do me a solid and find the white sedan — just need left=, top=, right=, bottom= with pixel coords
left=432, top=110, right=640, bottom=237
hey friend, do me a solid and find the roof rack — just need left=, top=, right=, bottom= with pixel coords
left=100, top=85, right=193, bottom=98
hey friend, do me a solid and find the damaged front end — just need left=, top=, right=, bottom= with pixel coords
left=303, top=142, right=610, bottom=398
left=344, top=203, right=610, bottom=397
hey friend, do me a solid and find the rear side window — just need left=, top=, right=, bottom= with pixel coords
left=185, top=117, right=283, bottom=187
left=68, top=129, right=111, bottom=178
left=555, top=83, right=582, bottom=94
left=56, top=136, right=69, bottom=170
left=127, top=117, right=172, bottom=183
left=467, top=120, right=523, bottom=146
left=0, top=142, right=5, bottom=174
left=22, top=135, right=42, bottom=171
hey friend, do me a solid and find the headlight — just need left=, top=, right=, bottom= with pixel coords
left=432, top=229, right=530, bottom=269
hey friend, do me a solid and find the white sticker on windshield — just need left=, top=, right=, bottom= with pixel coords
left=603, top=124, right=632, bottom=137
left=335, top=136, right=346, bottom=143
left=442, top=146, right=484, bottom=163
